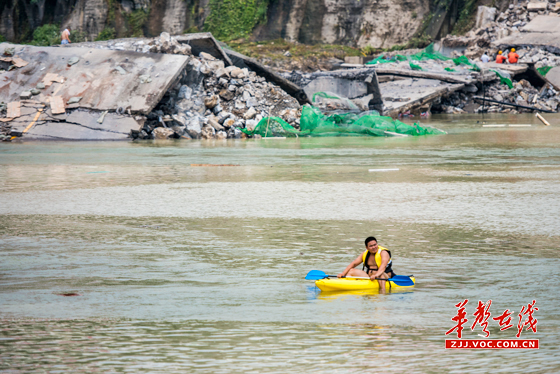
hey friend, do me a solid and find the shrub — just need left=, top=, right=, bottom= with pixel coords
left=31, top=24, right=60, bottom=46
left=70, top=30, right=88, bottom=43
left=95, top=27, right=116, bottom=41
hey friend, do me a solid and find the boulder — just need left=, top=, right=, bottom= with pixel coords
left=175, top=99, right=194, bottom=112
left=201, top=125, right=215, bottom=139
left=208, top=116, right=225, bottom=131
left=476, top=6, right=497, bottom=29
left=186, top=116, right=203, bottom=135
left=230, top=68, right=245, bottom=79
left=235, top=100, right=246, bottom=110
left=199, top=52, right=216, bottom=61
left=527, top=2, right=547, bottom=12
left=153, top=127, right=175, bottom=139
left=199, top=63, right=212, bottom=75
left=244, top=106, right=257, bottom=120
left=160, top=32, right=171, bottom=43
left=219, top=89, right=235, bottom=101
left=172, top=113, right=188, bottom=126
left=208, top=60, right=225, bottom=70
left=245, top=119, right=258, bottom=131
left=178, top=85, right=193, bottom=100
left=223, top=118, right=235, bottom=128
left=215, top=68, right=229, bottom=78
left=204, top=95, right=219, bottom=109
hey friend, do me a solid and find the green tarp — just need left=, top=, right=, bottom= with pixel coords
left=241, top=105, right=446, bottom=138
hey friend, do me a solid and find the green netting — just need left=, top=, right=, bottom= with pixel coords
left=408, top=43, right=451, bottom=61
left=490, top=69, right=513, bottom=89
left=242, top=105, right=446, bottom=138
left=409, top=62, right=423, bottom=71
left=537, top=66, right=553, bottom=76
left=368, top=54, right=395, bottom=64
left=312, top=92, right=341, bottom=101
left=366, top=43, right=484, bottom=73
left=311, top=91, right=359, bottom=110
left=444, top=67, right=456, bottom=72
left=451, top=55, right=481, bottom=71
left=241, top=117, right=303, bottom=137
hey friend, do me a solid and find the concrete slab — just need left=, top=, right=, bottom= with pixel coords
left=9, top=109, right=140, bottom=140
left=521, top=15, right=560, bottom=33
left=302, top=67, right=383, bottom=113
left=372, top=66, right=473, bottom=84
left=303, top=77, right=368, bottom=101
left=543, top=66, right=560, bottom=91
left=0, top=43, right=189, bottom=114
left=494, top=16, right=560, bottom=54
left=381, top=78, right=464, bottom=116
left=483, top=62, right=528, bottom=75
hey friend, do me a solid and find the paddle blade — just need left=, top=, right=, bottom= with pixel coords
left=389, top=276, right=415, bottom=287
left=305, top=270, right=329, bottom=280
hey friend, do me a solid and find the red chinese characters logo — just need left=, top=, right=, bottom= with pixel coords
left=446, top=299, right=538, bottom=339
left=471, top=300, right=492, bottom=337
left=517, top=300, right=538, bottom=338
left=445, top=299, right=469, bottom=338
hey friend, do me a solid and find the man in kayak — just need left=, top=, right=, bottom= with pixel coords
left=337, top=236, right=395, bottom=292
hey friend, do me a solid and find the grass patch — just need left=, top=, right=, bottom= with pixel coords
left=204, top=0, right=269, bottom=41
left=226, top=38, right=361, bottom=60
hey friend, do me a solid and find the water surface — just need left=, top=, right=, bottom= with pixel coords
left=1, top=113, right=559, bottom=373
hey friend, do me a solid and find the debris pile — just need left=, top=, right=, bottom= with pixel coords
left=442, top=2, right=558, bottom=61
left=135, top=52, right=301, bottom=140
left=1, top=33, right=302, bottom=141
left=75, top=32, right=193, bottom=56
left=73, top=33, right=301, bottom=140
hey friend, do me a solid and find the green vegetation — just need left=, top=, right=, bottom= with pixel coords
left=452, top=0, right=478, bottom=35
left=184, top=26, right=199, bottom=34
left=127, top=9, right=149, bottom=37
left=95, top=27, right=116, bottom=41
left=70, top=30, right=88, bottom=43
left=227, top=38, right=361, bottom=60
left=30, top=24, right=60, bottom=46
left=0, top=35, right=5, bottom=43
left=360, top=45, right=375, bottom=56
left=204, top=0, right=269, bottom=41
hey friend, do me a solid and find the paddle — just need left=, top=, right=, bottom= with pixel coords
left=305, top=270, right=415, bottom=286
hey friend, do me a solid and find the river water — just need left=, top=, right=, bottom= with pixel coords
left=1, top=113, right=559, bottom=373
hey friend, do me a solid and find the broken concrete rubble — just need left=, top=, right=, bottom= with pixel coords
left=0, top=40, right=189, bottom=140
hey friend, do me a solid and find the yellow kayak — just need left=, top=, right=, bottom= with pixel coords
left=315, top=276, right=416, bottom=292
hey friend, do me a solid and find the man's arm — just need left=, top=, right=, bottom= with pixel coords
left=337, top=254, right=363, bottom=278
left=370, top=251, right=390, bottom=280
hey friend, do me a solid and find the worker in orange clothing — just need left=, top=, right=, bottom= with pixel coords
left=508, top=48, right=519, bottom=64
left=496, top=50, right=507, bottom=64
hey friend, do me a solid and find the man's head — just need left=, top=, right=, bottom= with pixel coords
left=364, top=236, right=378, bottom=253
left=511, top=48, right=515, bottom=52
left=498, top=50, right=502, bottom=55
